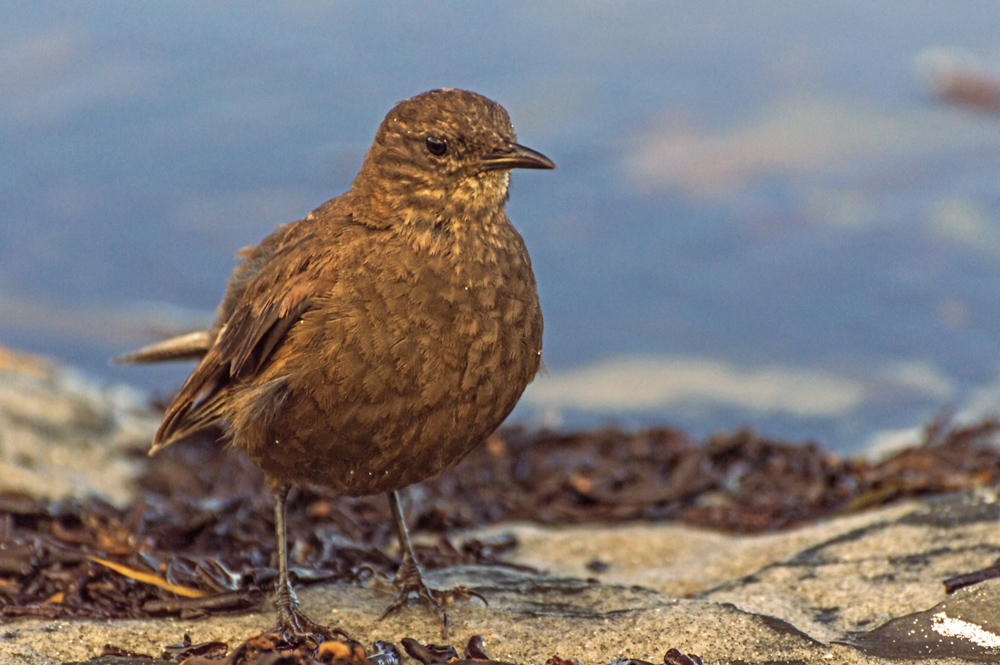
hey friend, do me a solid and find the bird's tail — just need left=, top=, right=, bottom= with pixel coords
left=116, top=329, right=217, bottom=456
left=115, top=331, right=213, bottom=365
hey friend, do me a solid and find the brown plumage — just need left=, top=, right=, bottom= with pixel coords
left=119, top=88, right=553, bottom=640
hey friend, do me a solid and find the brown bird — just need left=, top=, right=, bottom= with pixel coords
left=119, top=88, right=553, bottom=640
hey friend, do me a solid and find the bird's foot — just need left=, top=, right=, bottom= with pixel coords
left=379, top=559, right=487, bottom=634
left=271, top=587, right=346, bottom=648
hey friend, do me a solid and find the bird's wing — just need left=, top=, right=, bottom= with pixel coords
left=151, top=219, right=334, bottom=453
left=117, top=220, right=300, bottom=368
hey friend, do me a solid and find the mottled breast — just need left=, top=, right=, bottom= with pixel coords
left=231, top=215, right=542, bottom=496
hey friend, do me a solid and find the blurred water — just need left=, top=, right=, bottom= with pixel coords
left=5, top=2, right=1000, bottom=453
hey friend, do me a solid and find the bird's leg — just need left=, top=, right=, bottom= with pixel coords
left=267, top=477, right=343, bottom=646
left=380, top=490, right=486, bottom=630
left=380, top=490, right=440, bottom=621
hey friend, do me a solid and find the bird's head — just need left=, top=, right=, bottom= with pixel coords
left=352, top=89, right=554, bottom=230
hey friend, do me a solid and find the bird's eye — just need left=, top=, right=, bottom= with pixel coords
left=425, top=136, right=447, bottom=156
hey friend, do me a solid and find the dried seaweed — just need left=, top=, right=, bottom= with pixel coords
left=128, top=632, right=698, bottom=665
left=4, top=416, right=1000, bottom=624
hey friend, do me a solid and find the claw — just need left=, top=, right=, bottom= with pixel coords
left=439, top=585, right=488, bottom=607
left=380, top=581, right=487, bottom=618
left=271, top=586, right=346, bottom=648
left=267, top=479, right=347, bottom=647
left=379, top=552, right=445, bottom=623
left=381, top=491, right=488, bottom=636
left=378, top=556, right=488, bottom=639
left=379, top=582, right=443, bottom=622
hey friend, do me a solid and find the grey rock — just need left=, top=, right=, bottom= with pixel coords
left=841, top=583, right=1000, bottom=662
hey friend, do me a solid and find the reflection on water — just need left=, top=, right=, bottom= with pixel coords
left=5, top=3, right=1000, bottom=453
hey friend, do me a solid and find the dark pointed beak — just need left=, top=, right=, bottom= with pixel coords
left=479, top=142, right=556, bottom=172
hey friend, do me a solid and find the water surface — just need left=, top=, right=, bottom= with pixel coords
left=5, top=2, right=1000, bottom=453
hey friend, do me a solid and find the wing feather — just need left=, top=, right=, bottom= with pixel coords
left=145, top=202, right=348, bottom=453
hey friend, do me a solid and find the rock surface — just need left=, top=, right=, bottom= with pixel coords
left=0, top=346, right=159, bottom=506
left=3, top=347, right=1000, bottom=664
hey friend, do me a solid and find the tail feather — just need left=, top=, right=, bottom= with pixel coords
left=116, top=331, right=213, bottom=365
left=116, top=329, right=225, bottom=455
left=149, top=388, right=228, bottom=455
left=150, top=355, right=229, bottom=455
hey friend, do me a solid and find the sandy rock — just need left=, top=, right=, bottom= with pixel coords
left=0, top=345, right=159, bottom=505
left=6, top=493, right=1000, bottom=664
left=4, top=352, right=1000, bottom=663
